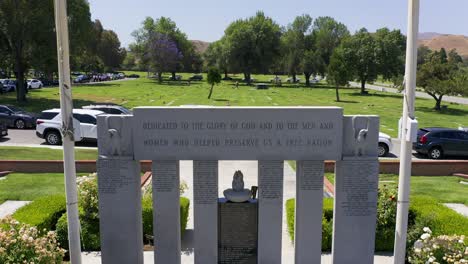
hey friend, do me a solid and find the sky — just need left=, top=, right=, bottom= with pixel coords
left=87, top=0, right=468, bottom=48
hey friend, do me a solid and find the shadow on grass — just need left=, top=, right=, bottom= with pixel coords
left=336, top=100, right=359, bottom=104
left=415, top=106, right=468, bottom=116
left=347, top=91, right=403, bottom=100
left=213, top=98, right=230, bottom=102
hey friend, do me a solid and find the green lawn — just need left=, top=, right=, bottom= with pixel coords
left=0, top=173, right=68, bottom=204
left=0, top=146, right=97, bottom=160
left=1, top=73, right=466, bottom=137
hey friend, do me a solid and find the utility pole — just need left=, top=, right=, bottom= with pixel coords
left=394, top=0, right=419, bottom=263
left=54, top=0, right=82, bottom=263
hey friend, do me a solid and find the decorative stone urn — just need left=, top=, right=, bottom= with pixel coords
left=223, top=170, right=251, bottom=203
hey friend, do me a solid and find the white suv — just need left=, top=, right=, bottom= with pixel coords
left=27, top=79, right=43, bottom=89
left=36, top=109, right=104, bottom=145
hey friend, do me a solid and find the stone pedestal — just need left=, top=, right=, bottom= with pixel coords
left=218, top=198, right=258, bottom=264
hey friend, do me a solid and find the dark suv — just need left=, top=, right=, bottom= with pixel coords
left=413, top=127, right=468, bottom=159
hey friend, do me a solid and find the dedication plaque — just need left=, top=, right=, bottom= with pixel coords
left=218, top=199, right=258, bottom=264
left=132, top=107, right=343, bottom=160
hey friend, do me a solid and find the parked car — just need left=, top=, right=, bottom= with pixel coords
left=0, top=105, right=37, bottom=129
left=36, top=109, right=104, bottom=145
left=378, top=132, right=393, bottom=157
left=74, top=75, right=90, bottom=83
left=0, top=121, right=7, bottom=138
left=0, top=79, right=16, bottom=92
left=413, top=127, right=468, bottom=159
left=82, top=104, right=132, bottom=115
left=189, top=74, right=203, bottom=81
left=27, top=79, right=43, bottom=89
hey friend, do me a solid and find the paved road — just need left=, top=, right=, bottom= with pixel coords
left=0, top=129, right=97, bottom=149
left=350, top=82, right=468, bottom=105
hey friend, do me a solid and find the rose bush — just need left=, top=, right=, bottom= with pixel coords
left=0, top=217, right=65, bottom=264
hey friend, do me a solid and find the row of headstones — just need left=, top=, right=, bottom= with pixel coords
left=97, top=158, right=378, bottom=264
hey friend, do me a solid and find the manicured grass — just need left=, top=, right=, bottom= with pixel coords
left=379, top=174, right=468, bottom=205
left=1, top=72, right=466, bottom=137
left=0, top=173, right=85, bottom=204
left=0, top=146, right=97, bottom=160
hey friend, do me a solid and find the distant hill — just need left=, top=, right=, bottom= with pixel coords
left=191, top=40, right=210, bottom=54
left=418, top=32, right=468, bottom=58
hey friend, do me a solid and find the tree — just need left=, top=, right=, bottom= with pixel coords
left=98, top=30, right=126, bottom=71
left=146, top=32, right=183, bottom=82
left=341, top=28, right=378, bottom=94
left=281, top=14, right=312, bottom=83
left=327, top=46, right=353, bottom=101
left=207, top=68, right=221, bottom=99
left=417, top=45, right=432, bottom=66
left=131, top=17, right=196, bottom=77
left=448, top=49, right=464, bottom=65
left=204, top=39, right=231, bottom=79
left=312, top=16, right=349, bottom=74
left=0, top=0, right=92, bottom=101
left=374, top=28, right=406, bottom=81
left=224, top=11, right=281, bottom=84
left=417, top=49, right=465, bottom=110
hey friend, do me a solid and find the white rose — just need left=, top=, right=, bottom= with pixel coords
left=421, top=233, right=431, bottom=240
left=423, top=227, right=432, bottom=234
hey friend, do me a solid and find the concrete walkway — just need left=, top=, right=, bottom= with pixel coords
left=443, top=203, right=468, bottom=217
left=350, top=82, right=468, bottom=105
left=0, top=200, right=31, bottom=218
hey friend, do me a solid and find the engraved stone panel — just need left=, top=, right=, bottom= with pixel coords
left=152, top=160, right=181, bottom=264
left=218, top=199, right=258, bottom=264
left=132, top=107, right=343, bottom=160
left=258, top=160, right=283, bottom=264
left=194, top=160, right=218, bottom=264
left=97, top=158, right=143, bottom=264
left=295, top=161, right=324, bottom=264
left=332, top=159, right=379, bottom=264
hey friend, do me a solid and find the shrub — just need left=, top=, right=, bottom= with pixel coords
left=0, top=217, right=65, bottom=264
left=286, top=198, right=334, bottom=251
left=56, top=212, right=100, bottom=252
left=407, top=227, right=467, bottom=263
left=142, top=193, right=190, bottom=243
left=13, top=194, right=66, bottom=231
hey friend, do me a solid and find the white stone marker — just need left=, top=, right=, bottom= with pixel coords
left=295, top=161, right=324, bottom=264
left=332, top=116, right=380, bottom=264
left=152, top=160, right=181, bottom=264
left=258, top=160, right=284, bottom=264
left=97, top=115, right=143, bottom=264
left=193, top=160, right=218, bottom=264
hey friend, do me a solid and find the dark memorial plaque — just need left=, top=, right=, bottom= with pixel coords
left=218, top=199, right=258, bottom=264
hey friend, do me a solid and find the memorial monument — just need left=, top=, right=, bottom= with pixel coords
left=96, top=107, right=379, bottom=264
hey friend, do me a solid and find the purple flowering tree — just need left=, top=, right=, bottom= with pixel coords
left=146, top=32, right=183, bottom=82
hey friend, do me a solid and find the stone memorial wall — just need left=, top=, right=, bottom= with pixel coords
left=96, top=107, right=379, bottom=264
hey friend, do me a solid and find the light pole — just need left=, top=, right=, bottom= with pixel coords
left=54, top=0, right=82, bottom=263
left=393, top=0, right=420, bottom=263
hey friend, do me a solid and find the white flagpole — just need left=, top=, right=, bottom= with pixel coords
left=394, top=0, right=419, bottom=263
left=53, top=0, right=82, bottom=263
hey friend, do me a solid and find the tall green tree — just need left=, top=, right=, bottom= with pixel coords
left=281, top=14, right=312, bottom=83
left=312, top=16, right=349, bottom=74
left=0, top=0, right=92, bottom=101
left=341, top=28, right=379, bottom=94
left=98, top=30, right=126, bottom=71
left=327, top=46, right=352, bottom=102
left=417, top=49, right=466, bottom=110
left=224, top=11, right=281, bottom=84
left=204, top=39, right=231, bottom=79
left=374, top=28, right=406, bottom=81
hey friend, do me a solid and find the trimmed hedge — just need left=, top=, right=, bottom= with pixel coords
left=286, top=196, right=468, bottom=252
left=13, top=194, right=66, bottom=231
left=142, top=196, right=190, bottom=242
